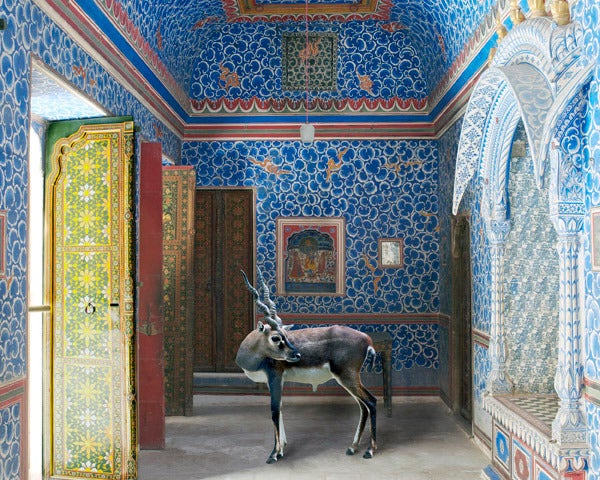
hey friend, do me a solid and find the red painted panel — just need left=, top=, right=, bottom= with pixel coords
left=138, top=142, right=165, bottom=449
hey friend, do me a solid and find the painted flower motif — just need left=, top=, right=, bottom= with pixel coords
left=76, top=265, right=96, bottom=289
left=79, top=408, right=98, bottom=428
left=77, top=458, right=99, bottom=472
left=78, top=183, right=96, bottom=202
left=77, top=153, right=97, bottom=177
left=75, top=376, right=103, bottom=404
left=81, top=235, right=96, bottom=246
left=75, top=318, right=97, bottom=347
left=78, top=205, right=98, bottom=230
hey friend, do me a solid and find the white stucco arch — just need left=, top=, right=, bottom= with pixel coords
left=453, top=17, right=591, bottom=219
left=454, top=14, right=594, bottom=475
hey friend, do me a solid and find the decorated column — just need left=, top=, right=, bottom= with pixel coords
left=486, top=219, right=514, bottom=395
left=549, top=144, right=586, bottom=445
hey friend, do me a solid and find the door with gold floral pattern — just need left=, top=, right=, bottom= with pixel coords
left=43, top=118, right=137, bottom=479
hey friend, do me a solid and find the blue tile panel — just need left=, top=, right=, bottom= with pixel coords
left=503, top=129, right=559, bottom=394
left=183, top=139, right=441, bottom=315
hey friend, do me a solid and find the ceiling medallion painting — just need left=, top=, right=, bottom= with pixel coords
left=282, top=32, right=338, bottom=92
left=224, top=0, right=393, bottom=22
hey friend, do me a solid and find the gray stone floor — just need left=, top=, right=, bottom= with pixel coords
left=139, top=395, right=488, bottom=480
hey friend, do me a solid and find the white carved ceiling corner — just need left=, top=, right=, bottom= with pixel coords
left=452, top=15, right=591, bottom=219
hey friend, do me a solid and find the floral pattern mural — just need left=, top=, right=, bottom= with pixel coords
left=184, top=138, right=440, bottom=314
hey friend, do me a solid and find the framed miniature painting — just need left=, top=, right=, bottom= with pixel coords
left=379, top=238, right=404, bottom=268
left=276, top=217, right=345, bottom=295
left=592, top=208, right=600, bottom=271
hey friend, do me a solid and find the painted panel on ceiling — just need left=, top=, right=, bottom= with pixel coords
left=189, top=21, right=427, bottom=115
left=88, top=0, right=498, bottom=115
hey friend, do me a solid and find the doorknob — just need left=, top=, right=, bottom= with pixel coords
left=84, top=301, right=96, bottom=315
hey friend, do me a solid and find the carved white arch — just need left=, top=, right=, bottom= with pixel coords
left=453, top=17, right=589, bottom=217
left=454, top=14, right=593, bottom=470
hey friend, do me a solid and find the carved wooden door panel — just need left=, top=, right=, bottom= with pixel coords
left=194, top=189, right=254, bottom=372
left=453, top=216, right=472, bottom=423
left=44, top=119, right=137, bottom=479
left=162, top=166, right=196, bottom=415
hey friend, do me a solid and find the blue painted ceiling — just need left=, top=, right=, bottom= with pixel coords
left=118, top=0, right=495, bottom=98
left=52, top=0, right=503, bottom=128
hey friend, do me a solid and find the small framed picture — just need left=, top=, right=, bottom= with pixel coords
left=379, top=238, right=404, bottom=268
left=592, top=208, right=600, bottom=271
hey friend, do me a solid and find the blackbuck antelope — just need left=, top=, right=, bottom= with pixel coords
left=236, top=270, right=377, bottom=464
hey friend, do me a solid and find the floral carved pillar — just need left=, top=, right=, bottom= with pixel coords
left=549, top=144, right=586, bottom=445
left=486, top=219, right=514, bottom=395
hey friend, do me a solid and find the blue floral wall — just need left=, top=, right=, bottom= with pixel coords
left=577, top=0, right=600, bottom=476
left=183, top=138, right=443, bottom=387
left=184, top=139, right=441, bottom=314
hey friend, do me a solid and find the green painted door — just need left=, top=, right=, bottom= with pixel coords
left=43, top=118, right=137, bottom=479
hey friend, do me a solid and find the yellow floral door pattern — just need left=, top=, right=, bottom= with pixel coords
left=44, top=120, right=137, bottom=479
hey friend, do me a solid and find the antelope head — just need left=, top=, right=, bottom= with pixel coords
left=241, top=269, right=301, bottom=363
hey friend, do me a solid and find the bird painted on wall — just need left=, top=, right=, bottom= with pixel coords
left=248, top=156, right=292, bottom=176
left=380, top=22, right=407, bottom=33
left=326, top=147, right=349, bottom=182
left=357, top=70, right=374, bottom=96
left=383, top=159, right=423, bottom=174
left=219, top=64, right=240, bottom=93
left=362, top=253, right=383, bottom=295
left=191, top=15, right=220, bottom=30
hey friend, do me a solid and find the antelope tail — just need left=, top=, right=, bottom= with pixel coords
left=365, top=345, right=376, bottom=370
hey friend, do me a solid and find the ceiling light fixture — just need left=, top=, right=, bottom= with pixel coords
left=300, top=0, right=315, bottom=144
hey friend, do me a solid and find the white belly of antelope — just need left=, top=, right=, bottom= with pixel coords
left=284, top=363, right=333, bottom=392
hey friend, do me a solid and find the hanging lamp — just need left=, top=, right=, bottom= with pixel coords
left=300, top=0, right=315, bottom=143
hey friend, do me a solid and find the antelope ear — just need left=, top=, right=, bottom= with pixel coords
left=281, top=325, right=294, bottom=330
left=257, top=321, right=271, bottom=334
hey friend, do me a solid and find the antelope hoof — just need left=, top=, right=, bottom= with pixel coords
left=346, top=447, right=357, bottom=456
left=363, top=450, right=374, bottom=459
left=266, top=452, right=283, bottom=464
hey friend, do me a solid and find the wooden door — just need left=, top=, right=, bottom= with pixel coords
left=44, top=119, right=137, bottom=479
left=452, top=215, right=473, bottom=423
left=162, top=166, right=196, bottom=415
left=194, top=189, right=255, bottom=372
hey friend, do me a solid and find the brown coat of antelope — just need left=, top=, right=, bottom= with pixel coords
left=236, top=269, right=377, bottom=464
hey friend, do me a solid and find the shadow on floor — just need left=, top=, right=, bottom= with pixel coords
left=139, top=395, right=489, bottom=480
